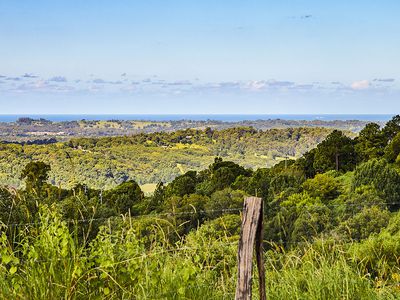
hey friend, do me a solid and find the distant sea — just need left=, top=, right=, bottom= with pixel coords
left=0, top=114, right=394, bottom=123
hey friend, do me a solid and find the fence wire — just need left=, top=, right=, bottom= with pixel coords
left=2, top=200, right=397, bottom=228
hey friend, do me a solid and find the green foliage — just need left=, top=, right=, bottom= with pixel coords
left=209, top=159, right=252, bottom=192
left=20, top=161, right=51, bottom=193
left=384, top=132, right=400, bottom=163
left=4, top=205, right=400, bottom=299
left=104, top=180, right=144, bottom=215
left=336, top=206, right=390, bottom=241
left=162, top=193, right=209, bottom=235
left=352, top=159, right=400, bottom=210
left=146, top=182, right=165, bottom=212
left=295, top=148, right=317, bottom=178
left=313, top=130, right=356, bottom=173
left=166, top=171, right=197, bottom=197
left=281, top=192, right=322, bottom=209
left=0, top=127, right=335, bottom=189
left=205, top=188, right=246, bottom=218
left=302, top=173, right=341, bottom=202
left=291, top=205, right=332, bottom=243
left=355, top=122, right=386, bottom=162
left=193, top=214, right=242, bottom=239
left=382, top=115, right=400, bottom=142
left=269, top=173, right=303, bottom=197
left=245, top=168, right=271, bottom=199
left=195, top=158, right=252, bottom=196
left=334, top=185, right=386, bottom=221
left=349, top=221, right=400, bottom=280
left=0, top=188, right=22, bottom=225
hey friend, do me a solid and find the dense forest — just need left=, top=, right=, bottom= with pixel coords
left=1, top=116, right=400, bottom=298
left=0, top=126, right=339, bottom=189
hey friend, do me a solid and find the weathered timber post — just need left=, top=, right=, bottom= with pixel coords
left=235, top=196, right=266, bottom=300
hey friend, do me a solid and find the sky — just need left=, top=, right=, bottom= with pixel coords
left=0, top=0, right=399, bottom=114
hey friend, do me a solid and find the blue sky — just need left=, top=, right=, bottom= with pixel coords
left=0, top=0, right=399, bottom=114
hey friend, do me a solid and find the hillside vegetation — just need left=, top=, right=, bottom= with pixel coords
left=0, top=117, right=372, bottom=142
left=1, top=116, right=400, bottom=298
left=0, top=127, right=338, bottom=189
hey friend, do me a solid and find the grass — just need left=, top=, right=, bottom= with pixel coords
left=1, top=207, right=400, bottom=299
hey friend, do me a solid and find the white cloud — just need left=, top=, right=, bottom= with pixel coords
left=351, top=80, right=370, bottom=90
left=245, top=80, right=268, bottom=91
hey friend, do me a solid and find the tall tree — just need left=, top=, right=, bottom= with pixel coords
left=383, top=115, right=400, bottom=142
left=20, top=161, right=51, bottom=193
left=104, top=180, right=144, bottom=214
left=313, top=130, right=356, bottom=173
left=354, top=123, right=386, bottom=162
left=384, top=132, right=400, bottom=163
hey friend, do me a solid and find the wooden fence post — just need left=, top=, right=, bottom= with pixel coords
left=235, top=197, right=266, bottom=300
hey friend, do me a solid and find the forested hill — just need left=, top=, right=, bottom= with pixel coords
left=0, top=127, right=339, bottom=189
left=0, top=117, right=374, bottom=142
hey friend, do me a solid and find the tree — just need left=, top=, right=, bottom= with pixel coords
left=245, top=168, right=271, bottom=200
left=352, top=159, right=400, bottom=210
left=197, top=158, right=252, bottom=195
left=339, top=185, right=386, bottom=219
left=382, top=115, right=400, bottom=142
left=354, top=123, right=386, bottom=162
left=231, top=175, right=251, bottom=191
left=266, top=192, right=324, bottom=245
left=163, top=193, right=209, bottom=234
left=295, top=148, right=317, bottom=178
left=20, top=161, right=51, bottom=192
left=302, top=173, right=341, bottom=202
left=291, top=205, right=332, bottom=243
left=205, top=188, right=246, bottom=218
left=269, top=173, right=303, bottom=197
left=210, top=167, right=239, bottom=191
left=313, top=130, right=356, bottom=173
left=209, top=158, right=251, bottom=179
left=104, top=180, right=144, bottom=214
left=147, top=182, right=165, bottom=212
left=336, top=206, right=390, bottom=240
left=187, top=214, right=241, bottom=241
left=166, top=171, right=197, bottom=197
left=384, top=132, right=400, bottom=163
left=204, top=127, right=214, bottom=139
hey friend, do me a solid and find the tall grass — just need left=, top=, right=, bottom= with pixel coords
left=1, top=206, right=400, bottom=299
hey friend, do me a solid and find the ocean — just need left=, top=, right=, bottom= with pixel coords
left=0, top=114, right=394, bottom=123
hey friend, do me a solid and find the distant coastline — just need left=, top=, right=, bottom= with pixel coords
left=0, top=114, right=394, bottom=123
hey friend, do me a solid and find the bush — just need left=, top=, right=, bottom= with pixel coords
left=302, top=173, right=341, bottom=202
left=352, top=159, right=400, bottom=210
left=336, top=206, right=390, bottom=241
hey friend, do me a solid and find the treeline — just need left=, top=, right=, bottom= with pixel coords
left=0, top=126, right=335, bottom=189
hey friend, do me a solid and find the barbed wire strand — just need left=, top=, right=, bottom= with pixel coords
left=3, top=207, right=244, bottom=228
left=2, top=200, right=398, bottom=228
